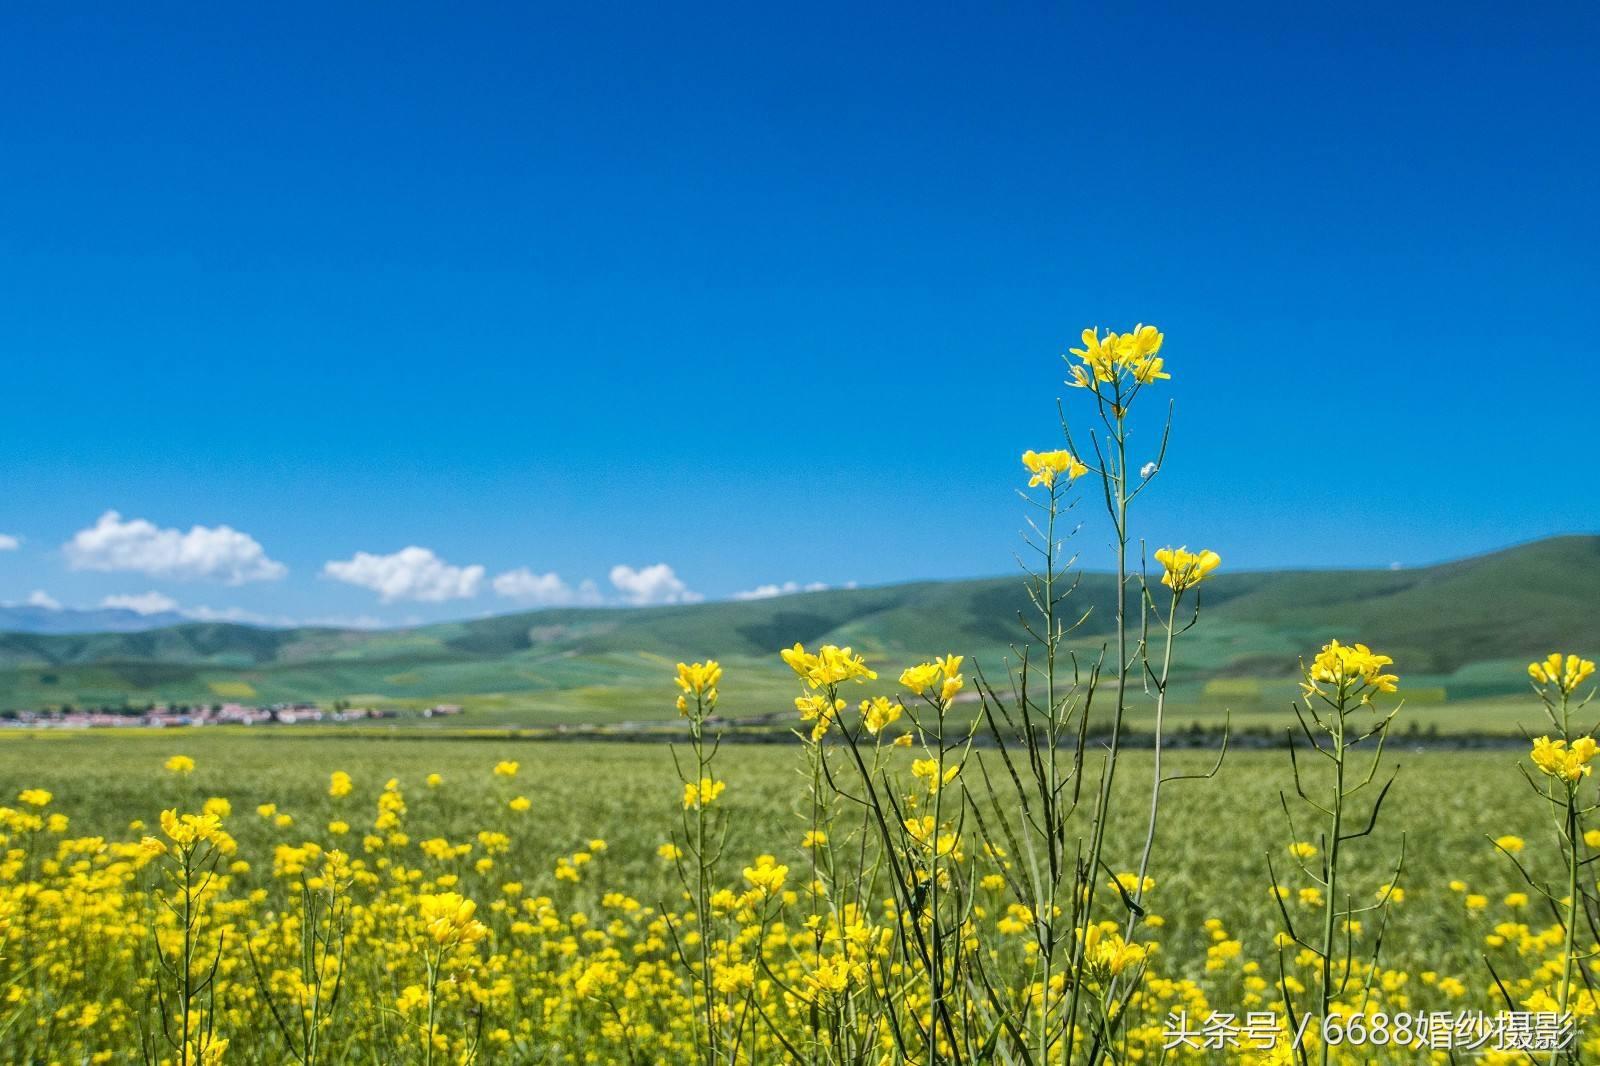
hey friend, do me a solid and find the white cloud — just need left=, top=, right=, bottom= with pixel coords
left=181, top=604, right=280, bottom=625
left=26, top=590, right=60, bottom=610
left=492, top=568, right=602, bottom=607
left=733, top=580, right=832, bottom=601
left=0, top=534, right=19, bottom=551
left=64, top=511, right=287, bottom=584
left=609, top=563, right=702, bottom=606
left=101, top=591, right=180, bottom=615
left=299, top=613, right=388, bottom=630
left=323, top=546, right=485, bottom=603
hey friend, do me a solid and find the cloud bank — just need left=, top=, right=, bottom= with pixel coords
left=733, top=580, right=832, bottom=601
left=64, top=511, right=286, bottom=584
left=101, top=591, right=180, bottom=615
left=492, top=568, right=602, bottom=607
left=323, top=546, right=485, bottom=603
left=609, top=563, right=702, bottom=606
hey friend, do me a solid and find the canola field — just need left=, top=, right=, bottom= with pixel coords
left=0, top=723, right=1592, bottom=1064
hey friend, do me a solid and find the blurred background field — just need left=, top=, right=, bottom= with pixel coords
left=0, top=535, right=1594, bottom=735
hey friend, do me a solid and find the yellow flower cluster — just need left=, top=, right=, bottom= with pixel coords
left=1301, top=639, right=1399, bottom=699
left=741, top=854, right=788, bottom=896
left=1528, top=652, right=1596, bottom=695
left=780, top=643, right=877, bottom=688
left=899, top=653, right=964, bottom=703
left=1154, top=546, right=1221, bottom=593
left=911, top=757, right=961, bottom=795
left=155, top=808, right=237, bottom=854
left=1067, top=324, right=1169, bottom=389
left=1080, top=921, right=1147, bottom=979
left=859, top=695, right=901, bottom=735
left=674, top=659, right=722, bottom=713
left=417, top=891, right=490, bottom=947
left=794, top=693, right=845, bottom=741
left=781, top=644, right=881, bottom=740
left=682, top=777, right=727, bottom=809
left=1529, top=735, right=1599, bottom=782
left=1021, top=448, right=1087, bottom=488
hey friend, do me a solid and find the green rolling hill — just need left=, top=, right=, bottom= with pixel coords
left=1, top=535, right=1595, bottom=731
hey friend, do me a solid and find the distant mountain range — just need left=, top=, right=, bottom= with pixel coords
left=1, top=535, right=1595, bottom=722
left=0, top=604, right=188, bottom=634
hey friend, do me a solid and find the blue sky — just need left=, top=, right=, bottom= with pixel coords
left=1, top=2, right=1595, bottom=626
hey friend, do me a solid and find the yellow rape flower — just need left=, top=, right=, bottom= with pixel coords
left=1302, top=640, right=1398, bottom=699
left=1067, top=324, right=1169, bottom=389
left=742, top=855, right=788, bottom=896
left=328, top=770, right=353, bottom=798
left=911, top=758, right=961, bottom=795
left=780, top=643, right=877, bottom=689
left=164, top=754, right=195, bottom=774
left=1153, top=546, right=1220, bottom=593
left=1020, top=449, right=1087, bottom=489
left=1111, top=872, right=1156, bottom=895
left=492, top=760, right=519, bottom=777
left=795, top=693, right=845, bottom=742
left=417, top=891, right=489, bottom=947
left=803, top=954, right=854, bottom=999
left=159, top=808, right=235, bottom=853
left=860, top=696, right=901, bottom=735
left=395, top=984, right=429, bottom=1013
left=1528, top=653, right=1596, bottom=695
left=674, top=660, right=722, bottom=706
left=1081, top=922, right=1146, bottom=978
left=900, top=654, right=964, bottom=701
left=1529, top=735, right=1598, bottom=782
left=683, top=778, right=726, bottom=810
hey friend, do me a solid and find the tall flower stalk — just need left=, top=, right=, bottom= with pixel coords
left=969, top=324, right=1224, bottom=1063
left=778, top=643, right=884, bottom=1063
left=1123, top=545, right=1224, bottom=939
left=1522, top=652, right=1597, bottom=1065
left=244, top=848, right=352, bottom=1066
left=667, top=660, right=729, bottom=1065
left=141, top=809, right=237, bottom=1066
left=1271, top=640, right=1402, bottom=1066
left=1058, top=324, right=1169, bottom=1061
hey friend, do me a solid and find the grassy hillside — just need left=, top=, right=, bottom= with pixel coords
left=1, top=535, right=1594, bottom=729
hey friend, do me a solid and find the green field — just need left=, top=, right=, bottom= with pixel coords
left=1, top=535, right=1596, bottom=729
